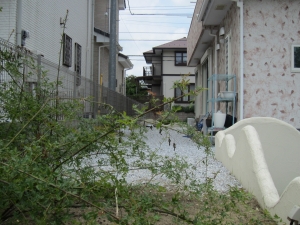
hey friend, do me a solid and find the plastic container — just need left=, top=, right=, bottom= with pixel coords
left=213, top=111, right=226, bottom=128
left=187, top=118, right=195, bottom=126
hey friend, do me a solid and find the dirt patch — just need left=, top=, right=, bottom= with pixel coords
left=68, top=188, right=278, bottom=225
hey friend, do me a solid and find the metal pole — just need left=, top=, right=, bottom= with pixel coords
left=108, top=0, right=117, bottom=90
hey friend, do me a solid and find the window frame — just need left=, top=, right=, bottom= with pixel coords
left=174, top=83, right=195, bottom=103
left=63, top=33, right=72, bottom=67
left=175, top=51, right=187, bottom=66
left=291, top=44, right=300, bottom=72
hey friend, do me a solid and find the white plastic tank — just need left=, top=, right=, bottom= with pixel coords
left=213, top=111, right=226, bottom=128
left=187, top=118, right=195, bottom=126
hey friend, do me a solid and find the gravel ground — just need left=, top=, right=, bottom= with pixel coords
left=124, top=124, right=241, bottom=193
left=86, top=123, right=241, bottom=193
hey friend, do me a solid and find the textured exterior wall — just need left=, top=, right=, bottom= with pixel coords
left=217, top=4, right=240, bottom=118
left=242, top=0, right=300, bottom=127
left=0, top=0, right=17, bottom=42
left=187, top=0, right=204, bottom=65
left=162, top=50, right=195, bottom=75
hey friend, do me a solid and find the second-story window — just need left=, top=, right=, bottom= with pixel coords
left=63, top=33, right=72, bottom=67
left=74, top=43, right=81, bottom=86
left=175, top=52, right=187, bottom=66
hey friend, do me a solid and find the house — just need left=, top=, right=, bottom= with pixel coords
left=0, top=0, right=132, bottom=96
left=0, top=0, right=94, bottom=81
left=137, top=38, right=195, bottom=109
left=187, top=0, right=300, bottom=128
left=93, top=0, right=133, bottom=95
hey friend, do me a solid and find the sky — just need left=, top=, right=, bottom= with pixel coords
left=119, top=0, right=196, bottom=77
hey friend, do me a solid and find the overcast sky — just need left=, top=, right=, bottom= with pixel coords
left=119, top=0, right=196, bottom=77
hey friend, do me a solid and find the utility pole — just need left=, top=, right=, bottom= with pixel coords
left=108, top=0, right=117, bottom=90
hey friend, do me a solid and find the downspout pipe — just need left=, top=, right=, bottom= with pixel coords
left=237, top=0, right=244, bottom=120
left=16, top=0, right=22, bottom=46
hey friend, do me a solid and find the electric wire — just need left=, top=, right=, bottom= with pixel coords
left=120, top=19, right=142, bottom=53
left=119, top=32, right=187, bottom=34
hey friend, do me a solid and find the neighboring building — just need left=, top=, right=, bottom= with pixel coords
left=93, top=0, right=133, bottom=95
left=0, top=0, right=94, bottom=81
left=137, top=38, right=195, bottom=108
left=188, top=0, right=300, bottom=128
left=0, top=0, right=132, bottom=96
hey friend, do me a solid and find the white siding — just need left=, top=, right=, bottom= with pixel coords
left=1, top=0, right=93, bottom=79
left=0, top=0, right=17, bottom=42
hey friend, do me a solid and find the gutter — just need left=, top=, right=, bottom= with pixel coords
left=235, top=0, right=244, bottom=120
left=197, top=0, right=211, bottom=22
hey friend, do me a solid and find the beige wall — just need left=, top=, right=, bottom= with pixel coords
left=163, top=50, right=195, bottom=75
left=163, top=75, right=195, bottom=100
left=94, top=0, right=110, bottom=33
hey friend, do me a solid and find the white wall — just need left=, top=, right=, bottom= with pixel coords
left=0, top=0, right=93, bottom=79
left=162, top=50, right=195, bottom=75
left=0, top=0, right=17, bottom=42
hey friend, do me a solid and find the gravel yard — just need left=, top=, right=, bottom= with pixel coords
left=124, top=125, right=241, bottom=192
left=85, top=123, right=241, bottom=192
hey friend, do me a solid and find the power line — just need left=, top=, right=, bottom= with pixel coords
left=120, top=20, right=142, bottom=53
left=121, top=13, right=192, bottom=17
left=128, top=5, right=193, bottom=8
left=123, top=8, right=194, bottom=11
left=120, top=32, right=187, bottom=34
left=120, top=39, right=186, bottom=41
left=121, top=20, right=189, bottom=24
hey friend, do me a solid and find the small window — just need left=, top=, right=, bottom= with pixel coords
left=292, top=44, right=300, bottom=72
left=74, top=43, right=81, bottom=86
left=63, top=33, right=72, bottom=67
left=175, top=52, right=187, bottom=66
left=174, top=83, right=195, bottom=103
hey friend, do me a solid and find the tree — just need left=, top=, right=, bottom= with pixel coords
left=0, top=19, right=277, bottom=225
left=126, top=75, right=148, bottom=96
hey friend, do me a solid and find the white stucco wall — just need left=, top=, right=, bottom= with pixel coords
left=162, top=50, right=195, bottom=75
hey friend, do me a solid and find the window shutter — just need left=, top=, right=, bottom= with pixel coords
left=63, top=33, right=72, bottom=67
left=75, top=43, right=81, bottom=86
